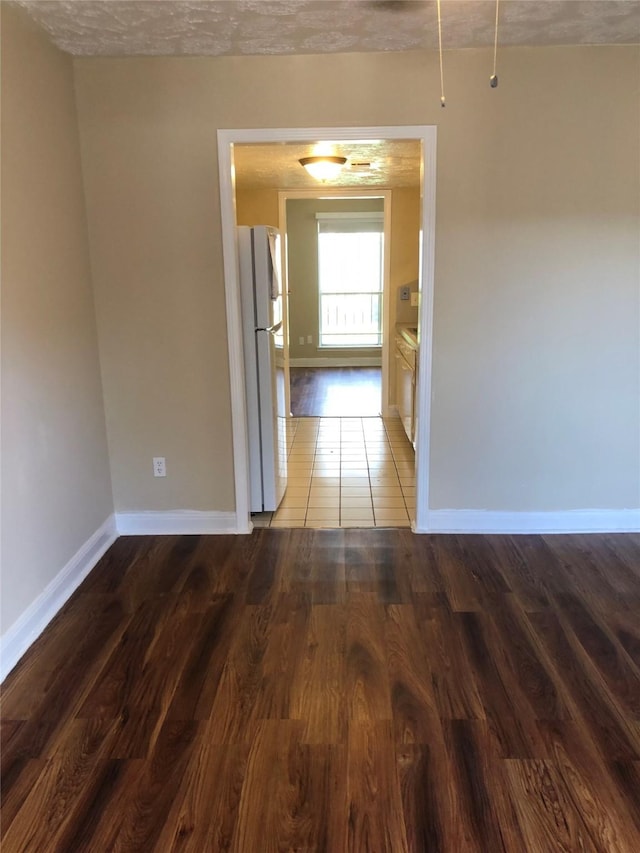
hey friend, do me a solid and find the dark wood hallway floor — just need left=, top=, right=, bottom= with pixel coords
left=290, top=366, right=381, bottom=417
left=2, top=530, right=640, bottom=851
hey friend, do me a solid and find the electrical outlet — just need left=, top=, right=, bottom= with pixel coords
left=153, top=457, right=166, bottom=477
left=410, top=292, right=420, bottom=308
left=298, top=336, right=304, bottom=345
left=400, top=285, right=410, bottom=301
left=307, top=335, right=313, bottom=344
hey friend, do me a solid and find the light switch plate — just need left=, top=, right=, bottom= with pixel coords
left=410, top=292, right=420, bottom=308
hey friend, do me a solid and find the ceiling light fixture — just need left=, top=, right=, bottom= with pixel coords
left=299, top=155, right=347, bottom=182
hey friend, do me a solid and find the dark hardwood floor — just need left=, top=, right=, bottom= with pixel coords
left=2, top=530, right=640, bottom=851
left=290, top=366, right=381, bottom=417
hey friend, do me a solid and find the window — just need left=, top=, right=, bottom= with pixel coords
left=317, top=212, right=384, bottom=348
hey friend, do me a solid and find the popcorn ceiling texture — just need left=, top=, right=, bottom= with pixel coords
left=16, top=0, right=640, bottom=57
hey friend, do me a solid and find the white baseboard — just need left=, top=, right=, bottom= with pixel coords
left=0, top=515, right=118, bottom=683
left=418, top=508, right=640, bottom=534
left=116, top=510, right=240, bottom=535
left=289, top=357, right=382, bottom=368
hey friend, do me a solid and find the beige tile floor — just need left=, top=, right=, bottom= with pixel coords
left=252, top=416, right=415, bottom=529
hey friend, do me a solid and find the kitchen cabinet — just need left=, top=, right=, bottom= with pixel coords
left=394, top=328, right=417, bottom=446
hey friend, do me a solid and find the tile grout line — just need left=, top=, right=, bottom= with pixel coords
left=359, top=416, right=371, bottom=528
left=304, top=417, right=318, bottom=528
left=383, top=418, right=413, bottom=524
left=307, top=418, right=321, bottom=527
left=338, top=418, right=342, bottom=527
left=274, top=416, right=318, bottom=528
left=364, top=417, right=378, bottom=527
left=380, top=419, right=402, bottom=526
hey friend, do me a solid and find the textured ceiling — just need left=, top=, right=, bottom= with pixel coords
left=17, top=0, right=640, bottom=57
left=234, top=140, right=422, bottom=190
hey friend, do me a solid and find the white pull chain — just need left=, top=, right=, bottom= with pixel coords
left=490, top=0, right=500, bottom=88
left=437, top=0, right=446, bottom=106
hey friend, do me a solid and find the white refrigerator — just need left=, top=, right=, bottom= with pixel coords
left=238, top=225, right=288, bottom=513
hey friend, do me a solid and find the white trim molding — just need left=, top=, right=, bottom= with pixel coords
left=116, top=510, right=240, bottom=536
left=289, top=357, right=382, bottom=368
left=0, top=515, right=118, bottom=682
left=417, top=508, right=640, bottom=535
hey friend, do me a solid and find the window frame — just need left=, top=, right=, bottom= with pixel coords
left=316, top=212, right=384, bottom=350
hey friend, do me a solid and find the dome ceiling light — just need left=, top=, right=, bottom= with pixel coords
left=299, top=155, right=348, bottom=182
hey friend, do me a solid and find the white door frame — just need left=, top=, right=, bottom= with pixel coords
left=217, top=126, right=437, bottom=534
left=278, top=188, right=392, bottom=419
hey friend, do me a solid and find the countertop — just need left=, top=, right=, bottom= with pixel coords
left=396, top=324, right=418, bottom=350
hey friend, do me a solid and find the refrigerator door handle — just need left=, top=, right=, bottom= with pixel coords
left=257, top=321, right=283, bottom=335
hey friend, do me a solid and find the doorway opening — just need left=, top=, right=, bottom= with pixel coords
left=218, top=125, right=436, bottom=533
left=281, top=190, right=391, bottom=420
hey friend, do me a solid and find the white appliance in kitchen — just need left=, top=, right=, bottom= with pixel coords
left=238, top=225, right=288, bottom=512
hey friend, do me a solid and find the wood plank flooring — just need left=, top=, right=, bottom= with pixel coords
left=2, top=529, right=640, bottom=851
left=290, top=367, right=381, bottom=417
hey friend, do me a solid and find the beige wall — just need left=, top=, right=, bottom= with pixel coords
left=388, top=187, right=421, bottom=404
left=390, top=188, right=421, bottom=328
left=1, top=5, right=113, bottom=632
left=430, top=49, right=639, bottom=511
left=73, top=44, right=639, bottom=514
left=235, top=189, right=279, bottom=228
